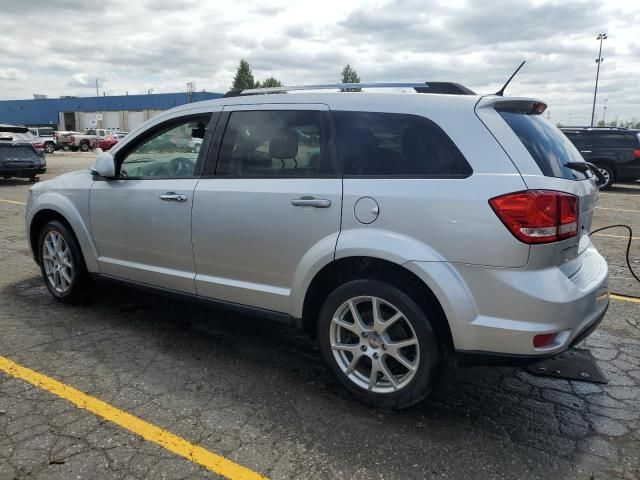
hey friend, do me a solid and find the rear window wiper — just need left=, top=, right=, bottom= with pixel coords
left=565, top=161, right=606, bottom=186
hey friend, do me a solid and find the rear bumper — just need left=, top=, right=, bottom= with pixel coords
left=407, top=240, right=609, bottom=358
left=455, top=301, right=608, bottom=366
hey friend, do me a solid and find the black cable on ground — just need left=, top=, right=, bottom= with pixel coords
left=590, top=224, right=640, bottom=331
left=590, top=224, right=640, bottom=285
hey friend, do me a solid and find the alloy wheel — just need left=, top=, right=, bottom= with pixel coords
left=42, top=231, right=74, bottom=294
left=597, top=167, right=611, bottom=187
left=330, top=296, right=420, bottom=394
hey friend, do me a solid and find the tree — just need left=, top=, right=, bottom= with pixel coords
left=340, top=64, right=361, bottom=92
left=255, top=77, right=282, bottom=89
left=231, top=59, right=255, bottom=90
left=596, top=120, right=605, bottom=127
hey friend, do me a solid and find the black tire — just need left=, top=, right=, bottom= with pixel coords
left=37, top=220, right=91, bottom=303
left=79, top=142, right=90, bottom=152
left=62, top=144, right=71, bottom=151
left=596, top=164, right=615, bottom=190
left=44, top=142, right=55, bottom=154
left=28, top=176, right=39, bottom=183
left=317, top=279, right=441, bottom=409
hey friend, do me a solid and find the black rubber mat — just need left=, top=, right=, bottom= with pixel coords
left=526, top=348, right=608, bottom=384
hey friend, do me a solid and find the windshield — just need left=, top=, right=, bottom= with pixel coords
left=39, top=128, right=55, bottom=136
left=498, top=111, right=588, bottom=180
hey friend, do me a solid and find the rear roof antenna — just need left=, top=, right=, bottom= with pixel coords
left=495, top=60, right=526, bottom=96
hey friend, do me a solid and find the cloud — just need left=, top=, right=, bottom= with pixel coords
left=67, top=73, right=94, bottom=88
left=0, top=0, right=637, bottom=124
left=0, top=68, right=23, bottom=81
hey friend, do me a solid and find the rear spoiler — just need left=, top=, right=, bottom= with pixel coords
left=0, top=124, right=29, bottom=133
left=475, top=96, right=547, bottom=115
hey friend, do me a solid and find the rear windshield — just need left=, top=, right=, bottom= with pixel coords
left=499, top=111, right=588, bottom=180
left=0, top=145, right=39, bottom=161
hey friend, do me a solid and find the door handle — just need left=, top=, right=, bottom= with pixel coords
left=291, top=196, right=331, bottom=208
left=159, top=192, right=187, bottom=202
left=580, top=150, right=592, bottom=154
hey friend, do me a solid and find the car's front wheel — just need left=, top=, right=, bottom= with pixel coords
left=317, top=279, right=441, bottom=409
left=44, top=142, right=55, bottom=154
left=38, top=220, right=90, bottom=302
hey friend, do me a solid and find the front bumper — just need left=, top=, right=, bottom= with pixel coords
left=408, top=240, right=609, bottom=359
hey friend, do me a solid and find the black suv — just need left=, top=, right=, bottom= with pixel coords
left=561, top=127, right=640, bottom=189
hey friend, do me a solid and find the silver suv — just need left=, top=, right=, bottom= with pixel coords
left=25, top=83, right=609, bottom=409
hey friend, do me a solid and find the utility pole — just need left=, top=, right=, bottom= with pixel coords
left=602, top=99, right=608, bottom=125
left=590, top=33, right=607, bottom=127
left=186, top=81, right=195, bottom=103
left=96, top=78, right=99, bottom=97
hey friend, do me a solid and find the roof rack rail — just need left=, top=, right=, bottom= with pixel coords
left=223, top=82, right=475, bottom=98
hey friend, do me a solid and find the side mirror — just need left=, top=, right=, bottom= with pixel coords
left=91, top=150, right=116, bottom=178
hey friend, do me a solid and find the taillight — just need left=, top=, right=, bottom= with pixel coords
left=70, top=136, right=75, bottom=142
left=489, top=190, right=579, bottom=244
left=33, top=143, right=44, bottom=150
left=633, top=149, right=640, bottom=159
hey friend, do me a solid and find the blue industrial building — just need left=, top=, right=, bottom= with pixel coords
left=0, top=91, right=223, bottom=130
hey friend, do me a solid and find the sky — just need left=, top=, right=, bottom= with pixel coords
left=1, top=0, right=639, bottom=125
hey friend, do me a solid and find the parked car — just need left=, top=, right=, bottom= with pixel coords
left=1, top=124, right=46, bottom=181
left=56, top=131, right=82, bottom=151
left=25, top=84, right=608, bottom=409
left=29, top=127, right=57, bottom=154
left=561, top=127, right=640, bottom=189
left=99, top=132, right=128, bottom=151
left=60, top=129, right=114, bottom=152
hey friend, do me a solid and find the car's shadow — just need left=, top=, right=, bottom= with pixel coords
left=2, top=275, right=636, bottom=476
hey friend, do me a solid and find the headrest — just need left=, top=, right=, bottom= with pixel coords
left=269, top=130, right=298, bottom=159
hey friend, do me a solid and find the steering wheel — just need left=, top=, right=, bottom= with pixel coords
left=167, top=157, right=195, bottom=176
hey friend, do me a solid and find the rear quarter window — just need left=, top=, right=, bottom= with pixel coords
left=333, top=111, right=472, bottom=177
left=499, top=111, right=587, bottom=180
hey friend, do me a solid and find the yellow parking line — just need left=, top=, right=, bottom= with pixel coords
left=0, top=199, right=26, bottom=205
left=611, top=293, right=640, bottom=304
left=0, top=355, right=268, bottom=480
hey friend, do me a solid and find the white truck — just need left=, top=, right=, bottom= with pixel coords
left=28, top=127, right=57, bottom=154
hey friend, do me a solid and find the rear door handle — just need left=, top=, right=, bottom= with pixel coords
left=291, top=196, right=331, bottom=208
left=580, top=150, right=592, bottom=154
left=159, top=192, right=187, bottom=202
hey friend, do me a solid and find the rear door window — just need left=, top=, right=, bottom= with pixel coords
left=499, top=111, right=587, bottom=180
left=333, top=111, right=471, bottom=177
left=590, top=132, right=639, bottom=148
left=215, top=110, right=335, bottom=177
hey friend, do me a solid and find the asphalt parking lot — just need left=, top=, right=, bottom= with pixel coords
left=1, top=152, right=639, bottom=480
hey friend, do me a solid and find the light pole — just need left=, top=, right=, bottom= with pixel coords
left=602, top=98, right=608, bottom=125
left=590, top=33, right=607, bottom=127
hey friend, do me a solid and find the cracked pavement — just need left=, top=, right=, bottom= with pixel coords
left=0, top=153, right=639, bottom=479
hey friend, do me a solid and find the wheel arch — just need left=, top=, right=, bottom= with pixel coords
left=590, top=159, right=617, bottom=178
left=300, top=256, right=454, bottom=353
left=28, top=203, right=98, bottom=272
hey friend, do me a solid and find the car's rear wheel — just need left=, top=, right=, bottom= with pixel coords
left=38, top=220, right=91, bottom=302
left=596, top=164, right=614, bottom=190
left=44, top=142, right=55, bottom=154
left=317, top=279, right=441, bottom=409
left=80, top=142, right=90, bottom=152
left=62, top=144, right=71, bottom=151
